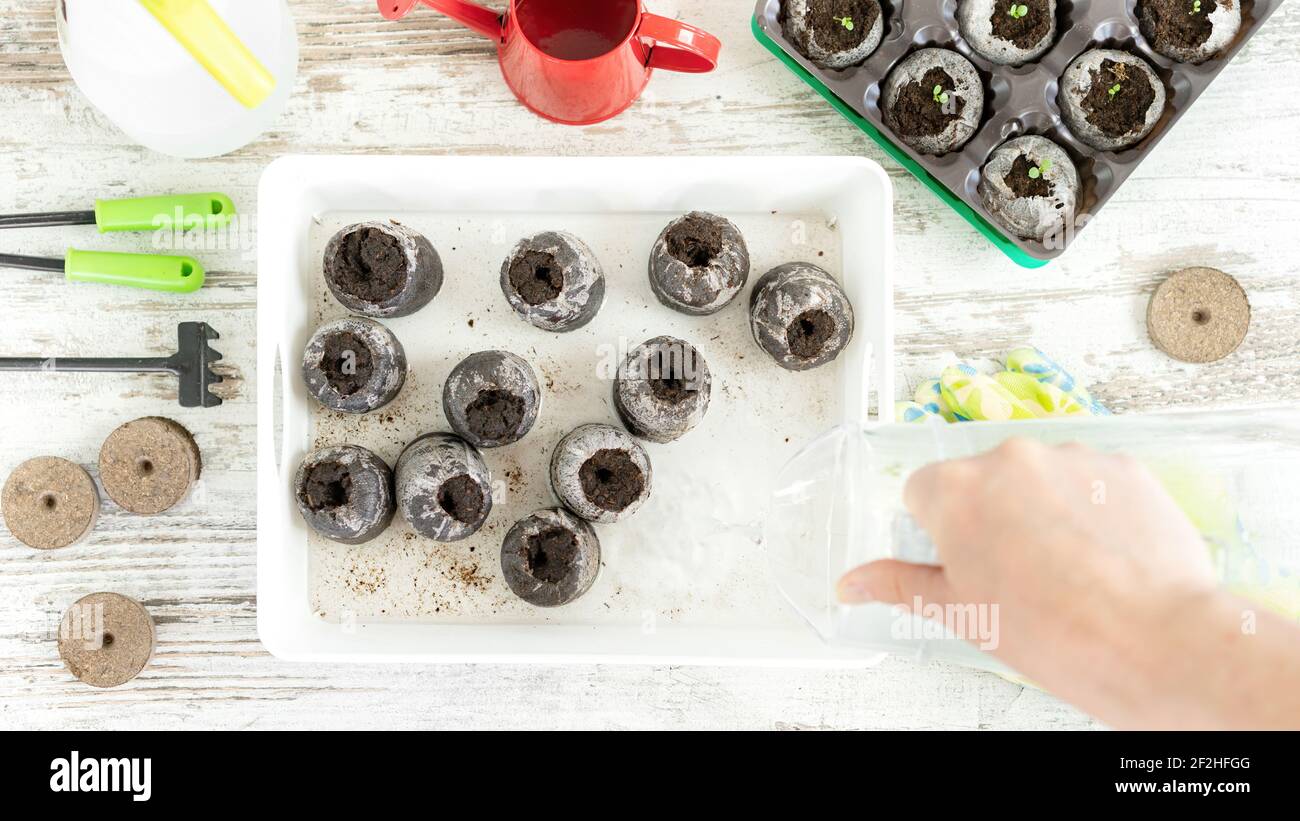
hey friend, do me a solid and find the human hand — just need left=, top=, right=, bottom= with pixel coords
left=837, top=438, right=1231, bottom=726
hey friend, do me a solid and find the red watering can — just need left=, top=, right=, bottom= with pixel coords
left=378, top=0, right=721, bottom=125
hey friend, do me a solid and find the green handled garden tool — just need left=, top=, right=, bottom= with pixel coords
left=0, top=192, right=235, bottom=294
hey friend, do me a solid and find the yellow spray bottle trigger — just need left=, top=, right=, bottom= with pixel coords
left=137, top=0, right=276, bottom=109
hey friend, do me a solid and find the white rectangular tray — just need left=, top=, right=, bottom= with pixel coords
left=257, top=155, right=894, bottom=665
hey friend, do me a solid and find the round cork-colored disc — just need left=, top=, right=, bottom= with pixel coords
left=1, top=456, right=99, bottom=550
left=98, top=417, right=201, bottom=515
left=1147, top=267, right=1251, bottom=364
left=58, top=592, right=154, bottom=688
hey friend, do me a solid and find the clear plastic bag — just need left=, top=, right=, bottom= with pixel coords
left=764, top=408, right=1300, bottom=671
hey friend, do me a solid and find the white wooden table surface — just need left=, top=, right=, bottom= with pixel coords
left=2, top=0, right=1297, bottom=731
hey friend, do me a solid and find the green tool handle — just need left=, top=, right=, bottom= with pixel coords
left=64, top=248, right=205, bottom=293
left=94, top=193, right=236, bottom=233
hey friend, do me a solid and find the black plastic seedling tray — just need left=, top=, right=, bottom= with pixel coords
left=753, top=0, right=1281, bottom=267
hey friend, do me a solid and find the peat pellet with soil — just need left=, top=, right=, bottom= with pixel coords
left=780, top=0, right=885, bottom=69
left=500, top=508, right=601, bottom=608
left=1138, top=0, right=1241, bottom=64
left=648, top=211, right=750, bottom=316
left=500, top=231, right=605, bottom=333
left=956, top=0, right=1057, bottom=65
left=323, top=220, right=443, bottom=318
left=58, top=592, right=154, bottom=688
left=98, top=417, right=201, bottom=515
left=614, top=336, right=712, bottom=443
left=550, top=424, right=652, bottom=524
left=1147, top=266, right=1250, bottom=363
left=1, top=456, right=99, bottom=550
left=750, top=262, right=855, bottom=371
left=396, top=433, right=493, bottom=541
left=882, top=48, right=984, bottom=155
left=1059, top=49, right=1166, bottom=152
left=979, top=135, right=1079, bottom=242
left=442, top=350, right=541, bottom=448
left=293, top=445, right=395, bottom=545
left=302, top=316, right=407, bottom=415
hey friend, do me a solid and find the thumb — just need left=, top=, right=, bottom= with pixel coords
left=837, top=559, right=954, bottom=611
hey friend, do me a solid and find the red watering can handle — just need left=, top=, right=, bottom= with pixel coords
left=377, top=0, right=503, bottom=40
left=638, top=14, right=721, bottom=73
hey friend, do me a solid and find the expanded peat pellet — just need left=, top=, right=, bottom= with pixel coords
left=98, top=417, right=202, bottom=514
left=1, top=456, right=99, bottom=550
left=58, top=592, right=155, bottom=688
left=323, top=220, right=443, bottom=318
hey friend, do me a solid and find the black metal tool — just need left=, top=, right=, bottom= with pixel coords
left=0, top=322, right=225, bottom=408
left=0, top=210, right=97, bottom=230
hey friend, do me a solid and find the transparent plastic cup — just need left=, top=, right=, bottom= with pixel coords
left=764, top=408, right=1300, bottom=672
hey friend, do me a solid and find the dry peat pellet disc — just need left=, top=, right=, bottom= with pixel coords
left=1147, top=267, right=1251, bottom=364
left=58, top=592, right=154, bottom=688
left=98, top=417, right=202, bottom=514
left=1, top=456, right=99, bottom=550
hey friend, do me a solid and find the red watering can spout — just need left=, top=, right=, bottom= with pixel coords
left=377, top=0, right=416, bottom=19
left=377, top=0, right=503, bottom=38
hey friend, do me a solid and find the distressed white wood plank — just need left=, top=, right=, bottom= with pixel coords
left=1, top=0, right=1296, bottom=730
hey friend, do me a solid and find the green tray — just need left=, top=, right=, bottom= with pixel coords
left=752, top=16, right=1047, bottom=269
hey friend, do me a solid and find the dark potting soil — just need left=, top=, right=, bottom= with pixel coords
left=1081, top=59, right=1158, bottom=138
left=666, top=214, right=725, bottom=269
left=989, top=0, right=1052, bottom=49
left=787, top=309, right=836, bottom=359
left=333, top=227, right=408, bottom=303
left=646, top=348, right=699, bottom=404
left=321, top=331, right=374, bottom=396
left=1004, top=154, right=1055, bottom=198
left=302, top=461, right=353, bottom=511
left=579, top=449, right=645, bottom=512
left=649, top=375, right=694, bottom=404
left=437, top=474, right=486, bottom=524
left=892, top=67, right=964, bottom=137
left=1139, top=0, right=1216, bottom=50
left=525, top=527, right=580, bottom=584
left=508, top=250, right=564, bottom=305
left=785, top=0, right=881, bottom=53
left=465, top=388, right=526, bottom=442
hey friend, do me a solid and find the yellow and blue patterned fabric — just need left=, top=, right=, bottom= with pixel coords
left=895, top=400, right=939, bottom=423
left=939, top=364, right=1039, bottom=422
left=913, top=378, right=963, bottom=421
left=1005, top=346, right=1110, bottom=415
left=993, top=371, right=1089, bottom=417
left=900, top=348, right=1106, bottom=423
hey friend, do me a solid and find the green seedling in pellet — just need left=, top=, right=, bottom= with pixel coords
left=1190, top=0, right=1202, bottom=13
left=1108, top=83, right=1122, bottom=101
left=933, top=85, right=950, bottom=105
left=1028, top=158, right=1053, bottom=179
left=834, top=15, right=855, bottom=30
left=1008, top=4, right=1029, bottom=18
